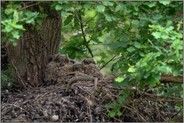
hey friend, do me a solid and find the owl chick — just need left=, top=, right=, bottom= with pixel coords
left=82, top=58, right=96, bottom=65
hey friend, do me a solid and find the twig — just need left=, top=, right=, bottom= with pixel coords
left=160, top=75, right=183, bottom=84
left=100, top=55, right=117, bottom=70
left=88, top=107, right=93, bottom=122
left=123, top=105, right=147, bottom=122
left=171, top=109, right=182, bottom=118
left=3, top=104, right=30, bottom=115
left=78, top=10, right=94, bottom=58
left=86, top=13, right=97, bottom=24
left=66, top=75, right=95, bottom=92
left=18, top=2, right=40, bottom=11
left=136, top=89, right=183, bottom=103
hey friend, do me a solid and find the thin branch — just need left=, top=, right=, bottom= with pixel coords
left=100, top=55, right=117, bottom=70
left=160, top=75, right=183, bottom=84
left=18, top=2, right=40, bottom=11
left=78, top=10, right=94, bottom=58
left=86, top=13, right=97, bottom=25
left=136, top=89, right=183, bottom=103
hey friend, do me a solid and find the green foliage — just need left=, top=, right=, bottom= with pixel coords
left=1, top=2, right=46, bottom=46
left=105, top=87, right=131, bottom=118
left=59, top=1, right=183, bottom=118
left=105, top=102, right=122, bottom=118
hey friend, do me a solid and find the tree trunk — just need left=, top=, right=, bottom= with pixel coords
left=6, top=3, right=62, bottom=88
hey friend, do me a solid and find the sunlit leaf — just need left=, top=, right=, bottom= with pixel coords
left=128, top=66, right=136, bottom=73
left=152, top=32, right=161, bottom=39
left=96, top=5, right=105, bottom=12
left=12, top=31, right=20, bottom=39
left=159, top=1, right=170, bottom=5
left=102, top=2, right=114, bottom=6
left=13, top=10, right=19, bottom=23
left=147, top=2, right=156, bottom=8
left=55, top=4, right=63, bottom=10
left=104, top=13, right=113, bottom=22
left=115, top=77, right=125, bottom=83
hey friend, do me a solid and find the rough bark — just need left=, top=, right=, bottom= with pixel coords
left=160, top=75, right=183, bottom=84
left=6, top=2, right=62, bottom=88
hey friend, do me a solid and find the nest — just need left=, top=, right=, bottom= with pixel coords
left=1, top=77, right=118, bottom=122
left=1, top=54, right=182, bottom=122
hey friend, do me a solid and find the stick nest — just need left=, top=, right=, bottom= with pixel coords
left=1, top=54, right=182, bottom=122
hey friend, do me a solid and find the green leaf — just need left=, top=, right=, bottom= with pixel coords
left=26, top=18, right=35, bottom=24
left=9, top=39, right=17, bottom=46
left=118, top=96, right=125, bottom=104
left=4, top=25, right=13, bottom=32
left=102, top=2, right=114, bottom=6
left=86, top=10, right=96, bottom=18
left=12, top=31, right=20, bottom=39
left=165, top=26, right=174, bottom=32
left=83, top=3, right=92, bottom=9
left=159, top=1, right=170, bottom=5
left=61, top=11, right=67, bottom=17
left=109, top=111, right=116, bottom=118
left=104, top=13, right=113, bottom=22
left=10, top=24, right=25, bottom=30
left=115, top=4, right=123, bottom=12
left=13, top=10, right=19, bottom=23
left=176, top=33, right=182, bottom=38
left=152, top=32, right=161, bottom=39
left=120, top=88, right=130, bottom=95
left=158, top=65, right=172, bottom=74
left=58, top=1, right=67, bottom=4
left=115, top=77, right=125, bottom=83
left=55, top=4, right=63, bottom=10
left=133, top=42, right=141, bottom=48
left=23, top=11, right=39, bottom=24
left=147, top=2, right=156, bottom=8
left=132, top=20, right=139, bottom=28
left=171, top=39, right=182, bottom=50
left=96, top=5, right=105, bottom=12
left=167, top=59, right=174, bottom=63
left=12, top=41, right=17, bottom=46
left=64, top=15, right=73, bottom=25
left=161, top=33, right=168, bottom=39
left=115, top=77, right=129, bottom=87
left=105, top=104, right=113, bottom=109
left=139, top=52, right=145, bottom=57
left=127, top=46, right=135, bottom=52
left=165, top=66, right=172, bottom=74
left=5, top=8, right=14, bottom=15
left=74, top=15, right=79, bottom=28
left=173, top=70, right=180, bottom=77
left=117, top=111, right=122, bottom=116
left=24, top=11, right=39, bottom=18
left=128, top=66, right=136, bottom=73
